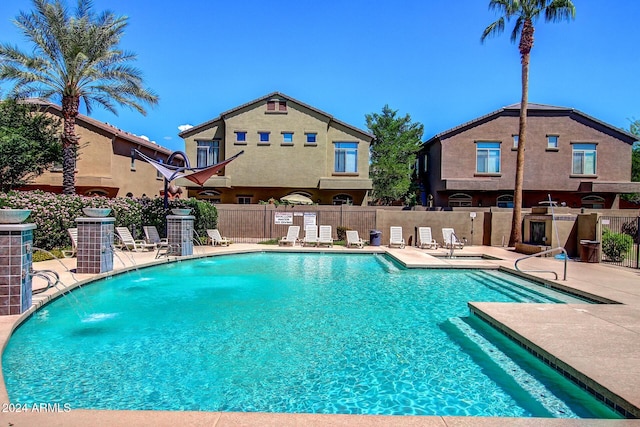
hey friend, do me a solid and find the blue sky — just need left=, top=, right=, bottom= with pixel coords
left=1, top=0, right=638, bottom=152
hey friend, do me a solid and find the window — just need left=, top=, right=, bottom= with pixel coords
left=332, top=194, right=353, bottom=205
left=196, top=140, right=220, bottom=167
left=259, top=132, right=270, bottom=143
left=496, top=194, right=514, bottom=208
left=235, top=131, right=246, bottom=143
left=282, top=132, right=293, bottom=144
left=237, top=195, right=252, bottom=204
left=448, top=193, right=472, bottom=207
left=581, top=195, right=605, bottom=209
left=305, top=133, right=317, bottom=144
left=266, top=99, right=287, bottom=112
left=334, top=142, right=358, bottom=173
left=130, top=148, right=136, bottom=170
left=156, top=159, right=164, bottom=179
left=512, top=135, right=519, bottom=149
left=547, top=135, right=559, bottom=149
left=476, top=141, right=501, bottom=174
left=572, top=143, right=596, bottom=175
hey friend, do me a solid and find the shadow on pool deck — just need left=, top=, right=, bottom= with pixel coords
left=1, top=244, right=640, bottom=426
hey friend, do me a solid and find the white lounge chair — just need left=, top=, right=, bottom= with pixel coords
left=389, top=226, right=405, bottom=249
left=116, top=226, right=157, bottom=251
left=279, top=225, right=300, bottom=246
left=346, top=230, right=365, bottom=248
left=442, top=227, right=464, bottom=249
left=144, top=225, right=168, bottom=246
left=207, top=229, right=231, bottom=246
left=302, top=225, right=318, bottom=246
left=318, top=225, right=333, bottom=247
left=418, top=227, right=438, bottom=249
left=62, top=228, right=78, bottom=258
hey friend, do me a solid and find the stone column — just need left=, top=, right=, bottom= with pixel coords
left=0, top=224, right=35, bottom=315
left=167, top=215, right=194, bottom=256
left=76, top=217, right=115, bottom=274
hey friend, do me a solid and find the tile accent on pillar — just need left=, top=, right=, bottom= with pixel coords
left=167, top=215, right=194, bottom=256
left=76, top=218, right=115, bottom=274
left=0, top=224, right=35, bottom=316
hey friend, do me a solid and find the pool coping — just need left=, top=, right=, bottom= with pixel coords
left=1, top=244, right=639, bottom=426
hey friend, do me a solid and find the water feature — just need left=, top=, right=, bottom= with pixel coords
left=2, top=253, right=621, bottom=418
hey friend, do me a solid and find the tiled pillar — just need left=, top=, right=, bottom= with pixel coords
left=0, top=224, right=35, bottom=315
left=76, top=218, right=115, bottom=274
left=167, top=215, right=194, bottom=256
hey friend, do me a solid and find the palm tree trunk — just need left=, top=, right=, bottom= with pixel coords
left=61, top=96, right=80, bottom=195
left=509, top=19, right=534, bottom=247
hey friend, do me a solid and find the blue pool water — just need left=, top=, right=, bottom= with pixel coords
left=3, top=253, right=620, bottom=418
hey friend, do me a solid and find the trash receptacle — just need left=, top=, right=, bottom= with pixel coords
left=579, top=240, right=600, bottom=263
left=370, top=230, right=382, bottom=246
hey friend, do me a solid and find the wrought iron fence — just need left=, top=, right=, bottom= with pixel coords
left=599, top=216, right=640, bottom=269
left=216, top=206, right=377, bottom=243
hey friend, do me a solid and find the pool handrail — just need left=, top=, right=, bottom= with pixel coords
left=514, top=246, right=567, bottom=281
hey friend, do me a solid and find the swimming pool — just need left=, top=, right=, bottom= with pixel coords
left=2, top=253, right=620, bottom=418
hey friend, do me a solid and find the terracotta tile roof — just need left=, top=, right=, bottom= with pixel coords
left=23, top=98, right=174, bottom=155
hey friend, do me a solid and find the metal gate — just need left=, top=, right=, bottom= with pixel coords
left=599, top=216, right=640, bottom=269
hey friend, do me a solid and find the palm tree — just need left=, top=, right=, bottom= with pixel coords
left=0, top=0, right=158, bottom=194
left=481, top=0, right=575, bottom=246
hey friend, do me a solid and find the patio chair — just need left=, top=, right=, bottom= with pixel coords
left=345, top=230, right=365, bottom=248
left=62, top=228, right=78, bottom=258
left=279, top=225, right=300, bottom=246
left=389, top=226, right=405, bottom=249
left=302, top=225, right=318, bottom=247
left=442, top=228, right=464, bottom=249
left=206, top=229, right=231, bottom=246
left=418, top=227, right=438, bottom=249
left=144, top=225, right=168, bottom=246
left=115, top=226, right=157, bottom=252
left=318, top=225, right=333, bottom=247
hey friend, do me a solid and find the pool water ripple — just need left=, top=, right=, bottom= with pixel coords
left=2, top=253, right=621, bottom=418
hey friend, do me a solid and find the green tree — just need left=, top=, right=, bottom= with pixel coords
left=0, top=0, right=158, bottom=195
left=482, top=0, right=575, bottom=246
left=366, top=105, right=424, bottom=205
left=0, top=99, right=61, bottom=191
left=622, top=119, right=640, bottom=203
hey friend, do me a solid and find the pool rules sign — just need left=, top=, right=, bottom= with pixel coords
left=274, top=212, right=293, bottom=225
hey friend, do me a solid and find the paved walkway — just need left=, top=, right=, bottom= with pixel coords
left=1, top=244, right=639, bottom=426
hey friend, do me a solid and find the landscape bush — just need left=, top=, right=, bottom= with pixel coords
left=0, top=191, right=217, bottom=251
left=601, top=228, right=633, bottom=262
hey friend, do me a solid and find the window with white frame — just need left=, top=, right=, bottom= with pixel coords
left=476, top=141, right=501, bottom=174
left=237, top=195, right=252, bottom=204
left=572, top=143, right=596, bottom=175
left=196, top=140, right=220, bottom=167
left=512, top=134, right=519, bottom=149
left=332, top=194, right=353, bottom=205
left=547, top=135, right=559, bottom=149
left=282, top=132, right=293, bottom=144
left=259, top=132, right=270, bottom=143
left=156, top=158, right=164, bottom=179
left=581, top=195, right=605, bottom=209
left=235, top=131, right=246, bottom=143
left=305, top=133, right=317, bottom=144
left=334, top=142, right=358, bottom=173
left=496, top=194, right=514, bottom=208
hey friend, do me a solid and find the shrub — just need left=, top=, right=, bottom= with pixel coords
left=601, top=228, right=633, bottom=262
left=336, top=226, right=351, bottom=242
left=621, top=220, right=639, bottom=244
left=0, top=191, right=217, bottom=251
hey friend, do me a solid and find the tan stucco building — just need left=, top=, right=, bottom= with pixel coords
left=178, top=92, right=373, bottom=205
left=419, top=103, right=640, bottom=209
left=22, top=99, right=177, bottom=198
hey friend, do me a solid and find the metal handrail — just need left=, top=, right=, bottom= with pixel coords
left=30, top=269, right=61, bottom=294
left=514, top=246, right=568, bottom=281
left=448, top=231, right=462, bottom=258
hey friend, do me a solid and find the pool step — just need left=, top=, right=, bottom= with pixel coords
left=447, top=317, right=579, bottom=418
left=469, top=270, right=561, bottom=303
left=481, top=270, right=589, bottom=304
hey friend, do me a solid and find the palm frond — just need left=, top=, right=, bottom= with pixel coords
left=545, top=0, right=576, bottom=22
left=481, top=18, right=505, bottom=42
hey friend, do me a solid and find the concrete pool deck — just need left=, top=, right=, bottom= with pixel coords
left=1, top=243, right=639, bottom=426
